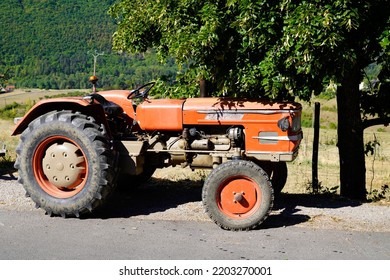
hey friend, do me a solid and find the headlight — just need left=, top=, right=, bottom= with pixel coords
left=277, top=117, right=290, bottom=132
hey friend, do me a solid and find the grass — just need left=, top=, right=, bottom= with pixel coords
left=0, top=91, right=389, bottom=202
left=285, top=127, right=390, bottom=200
left=284, top=98, right=390, bottom=203
left=0, top=89, right=90, bottom=107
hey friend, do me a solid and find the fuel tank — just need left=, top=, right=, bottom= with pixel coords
left=136, top=99, right=185, bottom=131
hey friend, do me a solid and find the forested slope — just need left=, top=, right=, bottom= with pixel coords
left=0, top=0, right=176, bottom=90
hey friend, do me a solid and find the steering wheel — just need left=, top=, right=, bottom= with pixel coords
left=127, top=82, right=156, bottom=99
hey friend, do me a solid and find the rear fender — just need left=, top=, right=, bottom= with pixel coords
left=11, top=97, right=109, bottom=136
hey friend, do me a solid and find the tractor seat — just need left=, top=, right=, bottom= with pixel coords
left=86, top=93, right=123, bottom=116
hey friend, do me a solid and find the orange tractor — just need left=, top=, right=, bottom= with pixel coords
left=12, top=79, right=302, bottom=230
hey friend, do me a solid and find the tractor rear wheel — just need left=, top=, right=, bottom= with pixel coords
left=202, top=160, right=273, bottom=231
left=14, top=110, right=117, bottom=217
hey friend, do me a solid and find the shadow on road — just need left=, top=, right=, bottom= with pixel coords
left=261, top=193, right=362, bottom=229
left=92, top=178, right=204, bottom=219
left=91, top=177, right=363, bottom=230
left=0, top=159, right=17, bottom=179
left=0, top=174, right=16, bottom=180
left=0, top=171, right=364, bottom=229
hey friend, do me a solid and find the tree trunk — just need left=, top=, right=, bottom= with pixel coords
left=336, top=70, right=366, bottom=200
left=200, top=79, right=210, bottom=97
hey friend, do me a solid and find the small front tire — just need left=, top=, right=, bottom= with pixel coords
left=202, top=160, right=273, bottom=231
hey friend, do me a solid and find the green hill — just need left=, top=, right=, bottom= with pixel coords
left=0, top=0, right=176, bottom=90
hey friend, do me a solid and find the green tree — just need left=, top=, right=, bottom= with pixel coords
left=1, top=0, right=177, bottom=90
left=109, top=0, right=390, bottom=200
left=0, top=64, right=11, bottom=89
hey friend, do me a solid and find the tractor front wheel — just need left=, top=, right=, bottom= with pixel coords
left=202, top=160, right=273, bottom=231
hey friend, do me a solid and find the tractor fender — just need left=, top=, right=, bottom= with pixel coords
left=11, top=97, right=109, bottom=136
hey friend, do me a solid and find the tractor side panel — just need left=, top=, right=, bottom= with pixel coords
left=136, top=99, right=185, bottom=131
left=183, top=98, right=302, bottom=160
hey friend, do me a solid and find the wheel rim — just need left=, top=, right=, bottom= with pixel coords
left=33, top=136, right=88, bottom=198
left=217, top=176, right=261, bottom=219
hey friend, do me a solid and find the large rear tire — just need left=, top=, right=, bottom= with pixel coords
left=202, top=160, right=273, bottom=231
left=14, top=110, right=117, bottom=217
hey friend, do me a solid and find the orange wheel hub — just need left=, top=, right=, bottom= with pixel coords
left=217, top=176, right=261, bottom=219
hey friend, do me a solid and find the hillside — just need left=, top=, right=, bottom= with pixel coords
left=0, top=0, right=176, bottom=90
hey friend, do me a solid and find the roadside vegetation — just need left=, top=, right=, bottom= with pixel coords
left=0, top=0, right=177, bottom=90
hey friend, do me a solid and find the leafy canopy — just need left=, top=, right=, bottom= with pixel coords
left=110, top=0, right=390, bottom=105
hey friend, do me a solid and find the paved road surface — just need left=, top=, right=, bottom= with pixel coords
left=1, top=207, right=389, bottom=260
left=1, top=175, right=389, bottom=260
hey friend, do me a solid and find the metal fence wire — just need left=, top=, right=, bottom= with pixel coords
left=285, top=127, right=390, bottom=194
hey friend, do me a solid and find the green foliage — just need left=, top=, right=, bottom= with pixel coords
left=42, top=91, right=86, bottom=99
left=364, top=137, right=381, bottom=156
left=0, top=91, right=84, bottom=120
left=306, top=181, right=340, bottom=196
left=0, top=67, right=12, bottom=88
left=318, top=90, right=336, bottom=100
left=0, top=102, right=32, bottom=120
left=367, top=185, right=390, bottom=202
left=301, top=110, right=313, bottom=128
left=328, top=122, right=337, bottom=130
left=110, top=1, right=390, bottom=104
left=322, top=105, right=337, bottom=113
left=0, top=0, right=177, bottom=91
left=109, top=0, right=293, bottom=99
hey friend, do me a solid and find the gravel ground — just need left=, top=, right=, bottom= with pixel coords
left=1, top=170, right=389, bottom=232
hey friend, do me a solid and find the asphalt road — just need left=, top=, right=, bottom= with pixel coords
left=1, top=206, right=389, bottom=260
left=1, top=174, right=390, bottom=260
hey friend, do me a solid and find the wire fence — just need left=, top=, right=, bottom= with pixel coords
left=285, top=127, right=390, bottom=195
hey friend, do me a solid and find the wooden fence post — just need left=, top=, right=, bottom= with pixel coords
left=312, top=102, right=320, bottom=192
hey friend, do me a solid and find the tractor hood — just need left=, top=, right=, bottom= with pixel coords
left=135, top=97, right=301, bottom=131
left=183, top=97, right=301, bottom=111
left=182, top=97, right=302, bottom=125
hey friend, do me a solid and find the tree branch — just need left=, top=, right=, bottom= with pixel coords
left=362, top=117, right=390, bottom=130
